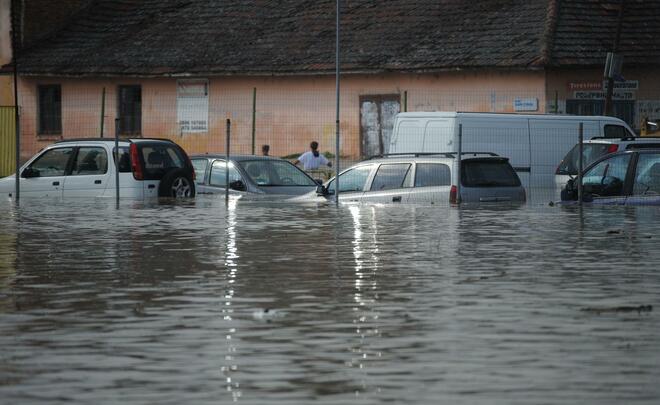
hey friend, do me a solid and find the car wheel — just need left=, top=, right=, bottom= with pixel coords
left=159, top=169, right=196, bottom=198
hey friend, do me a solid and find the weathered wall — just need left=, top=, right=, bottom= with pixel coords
left=0, top=0, right=13, bottom=105
left=16, top=70, right=546, bottom=161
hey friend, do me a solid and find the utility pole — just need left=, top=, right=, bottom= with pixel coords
left=11, top=0, right=21, bottom=202
left=603, top=0, right=625, bottom=116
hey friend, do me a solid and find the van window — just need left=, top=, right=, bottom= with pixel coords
left=71, top=147, right=108, bottom=175
left=370, top=164, right=411, bottom=191
left=414, top=163, right=451, bottom=187
left=604, top=125, right=628, bottom=138
left=461, top=160, right=521, bottom=187
left=556, top=144, right=613, bottom=176
left=27, top=147, right=74, bottom=177
left=112, top=147, right=131, bottom=173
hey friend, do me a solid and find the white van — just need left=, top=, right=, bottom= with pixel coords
left=388, top=112, right=635, bottom=192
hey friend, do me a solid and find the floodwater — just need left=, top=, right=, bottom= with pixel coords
left=0, top=197, right=659, bottom=404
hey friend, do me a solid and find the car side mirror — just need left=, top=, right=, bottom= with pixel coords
left=229, top=179, right=246, bottom=192
left=21, top=167, right=39, bottom=178
left=316, top=185, right=328, bottom=196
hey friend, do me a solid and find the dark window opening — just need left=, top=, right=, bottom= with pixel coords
left=118, top=85, right=142, bottom=135
left=38, top=85, right=62, bottom=135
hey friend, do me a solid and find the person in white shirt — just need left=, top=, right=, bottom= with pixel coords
left=294, top=141, right=332, bottom=170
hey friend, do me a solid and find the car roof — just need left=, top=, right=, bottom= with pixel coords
left=54, top=137, right=177, bottom=144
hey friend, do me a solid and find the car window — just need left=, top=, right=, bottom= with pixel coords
left=583, top=153, right=631, bottom=197
left=370, top=164, right=411, bottom=191
left=140, top=144, right=185, bottom=179
left=414, top=163, right=451, bottom=187
left=112, top=147, right=131, bottom=173
left=191, top=159, right=208, bottom=183
left=632, top=153, right=660, bottom=196
left=327, top=165, right=373, bottom=193
left=71, top=147, right=108, bottom=175
left=604, top=125, right=628, bottom=138
left=240, top=160, right=316, bottom=186
left=27, top=147, right=74, bottom=177
left=626, top=143, right=660, bottom=150
left=210, top=160, right=242, bottom=187
left=556, top=143, right=614, bottom=176
left=461, top=160, right=521, bottom=187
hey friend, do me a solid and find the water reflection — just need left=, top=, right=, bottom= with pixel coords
left=0, top=199, right=659, bottom=404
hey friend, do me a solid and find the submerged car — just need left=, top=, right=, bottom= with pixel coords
left=560, top=149, right=660, bottom=205
left=0, top=138, right=196, bottom=199
left=293, top=153, right=526, bottom=204
left=190, top=154, right=320, bottom=197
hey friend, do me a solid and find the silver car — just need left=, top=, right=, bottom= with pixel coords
left=190, top=154, right=320, bottom=197
left=294, top=153, right=526, bottom=204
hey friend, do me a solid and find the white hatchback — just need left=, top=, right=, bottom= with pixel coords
left=0, top=138, right=196, bottom=199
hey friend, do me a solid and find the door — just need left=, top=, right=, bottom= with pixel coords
left=360, top=163, right=413, bottom=204
left=405, top=162, right=452, bottom=204
left=326, top=165, right=374, bottom=203
left=205, top=159, right=245, bottom=195
left=62, top=146, right=111, bottom=197
left=20, top=147, right=74, bottom=198
left=360, top=95, right=400, bottom=158
left=581, top=153, right=632, bottom=205
left=628, top=152, right=660, bottom=205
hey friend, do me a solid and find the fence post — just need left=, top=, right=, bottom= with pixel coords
left=226, top=118, right=231, bottom=205
left=100, top=87, right=106, bottom=138
left=577, top=123, right=584, bottom=205
left=456, top=124, right=462, bottom=204
left=251, top=87, right=256, bottom=155
left=114, top=118, right=120, bottom=205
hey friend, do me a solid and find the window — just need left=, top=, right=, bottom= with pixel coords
left=140, top=144, right=186, bottom=180
left=556, top=143, right=615, bottom=176
left=118, top=85, right=141, bottom=135
left=27, top=147, right=74, bottom=177
left=370, top=164, right=411, bottom=191
left=604, top=125, right=628, bottom=138
left=327, top=165, right=373, bottom=193
left=38, top=85, right=62, bottom=135
left=414, top=163, right=451, bottom=187
left=461, top=160, right=521, bottom=187
left=191, top=159, right=209, bottom=183
left=113, top=147, right=131, bottom=173
left=210, top=160, right=242, bottom=187
left=239, top=160, right=316, bottom=186
left=71, top=147, right=108, bottom=175
left=582, top=153, right=631, bottom=197
left=632, top=153, right=660, bottom=196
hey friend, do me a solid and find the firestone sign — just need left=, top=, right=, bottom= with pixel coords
left=568, top=80, right=639, bottom=100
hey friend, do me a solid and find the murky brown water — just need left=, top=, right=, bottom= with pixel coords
left=0, top=197, right=659, bottom=404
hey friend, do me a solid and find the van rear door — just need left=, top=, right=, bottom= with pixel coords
left=459, top=116, right=530, bottom=188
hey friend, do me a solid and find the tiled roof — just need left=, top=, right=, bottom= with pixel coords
left=9, top=0, right=660, bottom=76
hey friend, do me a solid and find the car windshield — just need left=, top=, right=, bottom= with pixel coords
left=557, top=143, right=613, bottom=176
left=461, top=159, right=521, bottom=187
left=239, top=160, right=316, bottom=186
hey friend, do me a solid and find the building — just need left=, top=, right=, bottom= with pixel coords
left=2, top=0, right=660, bottom=163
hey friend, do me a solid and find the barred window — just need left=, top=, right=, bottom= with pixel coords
left=38, top=85, right=62, bottom=135
left=118, top=85, right=142, bottom=135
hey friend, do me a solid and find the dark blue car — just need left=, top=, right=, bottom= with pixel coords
left=560, top=149, right=660, bottom=206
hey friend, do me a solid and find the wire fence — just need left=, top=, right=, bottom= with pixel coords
left=4, top=82, right=660, bottom=202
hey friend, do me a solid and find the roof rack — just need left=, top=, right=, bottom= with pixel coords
left=367, top=152, right=498, bottom=160
left=589, top=136, right=660, bottom=141
left=54, top=137, right=177, bottom=144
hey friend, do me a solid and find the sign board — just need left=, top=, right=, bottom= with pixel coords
left=177, top=79, right=209, bottom=133
left=568, top=80, right=639, bottom=92
left=574, top=91, right=636, bottom=101
left=513, top=98, right=538, bottom=112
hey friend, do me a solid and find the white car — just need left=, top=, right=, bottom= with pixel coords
left=293, top=153, right=526, bottom=205
left=0, top=138, right=196, bottom=199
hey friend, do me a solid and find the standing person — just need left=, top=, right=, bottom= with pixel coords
left=261, top=144, right=270, bottom=156
left=294, top=141, right=332, bottom=170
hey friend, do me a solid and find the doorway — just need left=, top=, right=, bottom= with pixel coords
left=360, top=95, right=401, bottom=158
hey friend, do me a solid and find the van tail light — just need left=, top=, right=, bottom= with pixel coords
left=607, top=144, right=619, bottom=153
left=450, top=185, right=458, bottom=204
left=130, top=143, right=144, bottom=180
